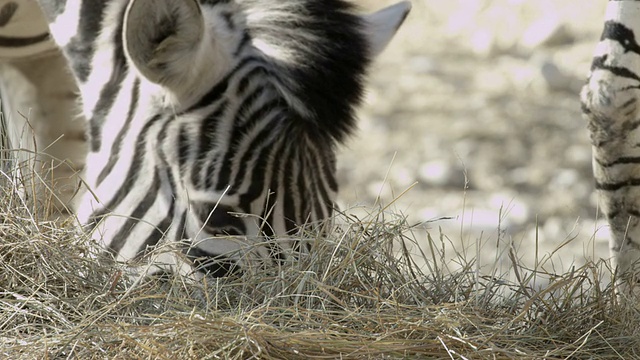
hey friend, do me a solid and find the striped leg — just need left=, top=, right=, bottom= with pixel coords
left=0, top=0, right=86, bottom=218
left=582, top=1, right=640, bottom=295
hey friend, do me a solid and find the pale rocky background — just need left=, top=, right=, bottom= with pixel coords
left=343, top=0, right=610, bottom=275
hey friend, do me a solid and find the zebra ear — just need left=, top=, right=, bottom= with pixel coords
left=362, top=1, right=411, bottom=58
left=123, top=0, right=204, bottom=86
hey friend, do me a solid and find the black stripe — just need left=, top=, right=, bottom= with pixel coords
left=184, top=58, right=267, bottom=189
left=595, top=155, right=640, bottom=168
left=606, top=209, right=619, bottom=221
left=193, top=102, right=226, bottom=187
left=88, top=114, right=165, bottom=223
left=234, top=31, right=251, bottom=57
left=88, top=16, right=128, bottom=152
left=216, top=96, right=279, bottom=192
left=601, top=21, right=640, bottom=55
left=177, top=125, right=190, bottom=172
left=148, top=149, right=180, bottom=250
left=291, top=148, right=303, bottom=230
left=606, top=208, right=640, bottom=220
left=301, top=152, right=321, bottom=223
left=182, top=56, right=264, bottom=113
left=156, top=115, right=173, bottom=166
left=254, top=136, right=287, bottom=233
left=67, top=1, right=111, bottom=83
left=236, top=64, right=267, bottom=95
left=204, top=152, right=220, bottom=190
left=595, top=178, right=640, bottom=191
left=322, top=152, right=339, bottom=193
left=263, top=140, right=292, bottom=262
left=310, top=173, right=327, bottom=224
left=310, top=144, right=335, bottom=220
left=228, top=112, right=280, bottom=199
left=108, top=170, right=162, bottom=254
left=96, top=79, right=140, bottom=186
left=591, top=55, right=640, bottom=83
left=174, top=210, right=188, bottom=242
left=140, top=208, right=175, bottom=250
left=0, top=33, right=49, bottom=47
left=282, top=142, right=298, bottom=234
left=0, top=2, right=18, bottom=27
left=140, top=174, right=177, bottom=251
left=184, top=70, right=232, bottom=113
left=627, top=209, right=640, bottom=219
left=237, top=123, right=282, bottom=210
left=296, top=151, right=311, bottom=228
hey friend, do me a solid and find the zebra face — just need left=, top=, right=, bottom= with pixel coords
left=34, top=0, right=411, bottom=277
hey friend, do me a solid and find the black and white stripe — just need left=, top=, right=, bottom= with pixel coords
left=581, top=1, right=640, bottom=292
left=4, top=0, right=410, bottom=277
left=0, top=1, right=56, bottom=59
left=0, top=0, right=87, bottom=218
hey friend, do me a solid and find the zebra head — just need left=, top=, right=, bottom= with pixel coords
left=28, top=0, right=411, bottom=277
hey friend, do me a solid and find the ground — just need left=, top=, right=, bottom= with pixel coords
left=341, top=0, right=609, bottom=273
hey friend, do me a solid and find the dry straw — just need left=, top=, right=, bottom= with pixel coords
left=1, top=164, right=639, bottom=359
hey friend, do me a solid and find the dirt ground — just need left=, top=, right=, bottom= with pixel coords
left=343, top=0, right=610, bottom=274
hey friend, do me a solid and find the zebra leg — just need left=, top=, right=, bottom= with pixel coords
left=0, top=0, right=86, bottom=218
left=581, top=1, right=640, bottom=295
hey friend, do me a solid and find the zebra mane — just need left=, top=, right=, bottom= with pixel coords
left=239, top=0, right=371, bottom=143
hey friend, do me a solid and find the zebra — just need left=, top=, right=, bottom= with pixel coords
left=0, top=0, right=85, bottom=218
left=0, top=0, right=411, bottom=278
left=582, top=1, right=640, bottom=295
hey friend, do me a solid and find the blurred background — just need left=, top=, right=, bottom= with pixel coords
left=342, top=0, right=610, bottom=273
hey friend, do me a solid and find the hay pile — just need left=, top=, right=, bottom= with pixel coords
left=1, top=182, right=640, bottom=359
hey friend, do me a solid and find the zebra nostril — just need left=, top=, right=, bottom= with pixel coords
left=0, top=2, right=17, bottom=28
